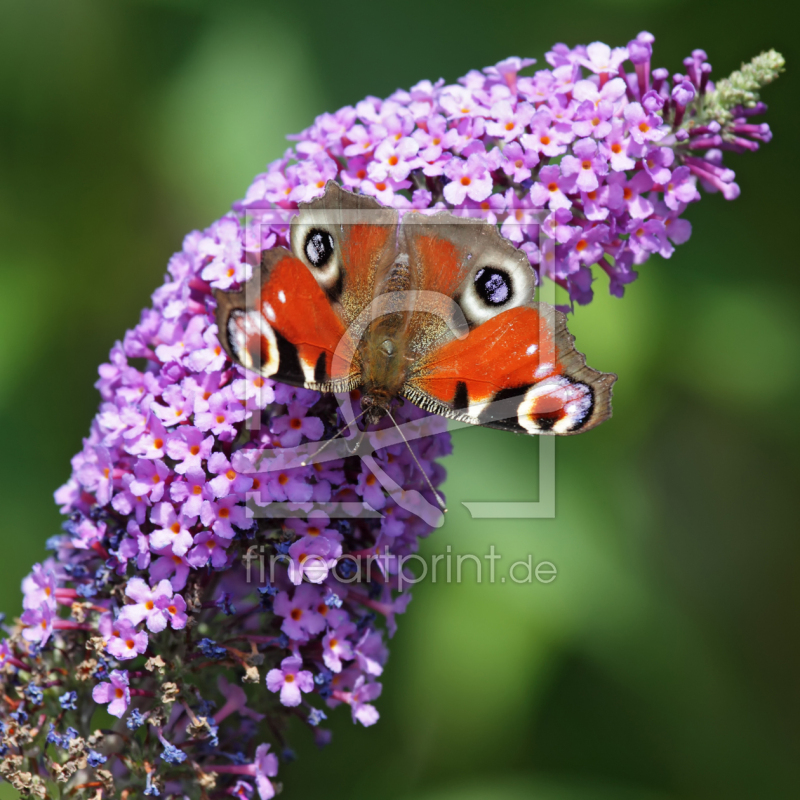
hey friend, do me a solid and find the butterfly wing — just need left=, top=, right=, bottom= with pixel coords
left=399, top=212, right=616, bottom=435
left=215, top=182, right=399, bottom=391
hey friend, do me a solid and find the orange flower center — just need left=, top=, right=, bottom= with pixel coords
left=388, top=155, right=399, bottom=166
left=290, top=418, right=302, bottom=430
left=192, top=485, right=202, bottom=495
left=581, top=160, right=592, bottom=170
left=540, top=135, right=551, bottom=145
left=505, top=121, right=515, bottom=131
left=611, top=143, right=622, bottom=154
left=190, top=445, right=200, bottom=456
left=285, top=673, right=295, bottom=683
left=171, top=522, right=181, bottom=534
left=290, top=608, right=302, bottom=621
left=460, top=176, right=471, bottom=186
left=278, top=474, right=289, bottom=486
left=547, top=182, right=558, bottom=192
left=226, top=469, right=236, bottom=480
left=576, top=240, right=588, bottom=252
left=366, top=474, right=377, bottom=486
left=623, top=187, right=633, bottom=200
left=219, top=508, right=230, bottom=518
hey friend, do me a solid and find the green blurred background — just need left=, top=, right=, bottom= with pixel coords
left=1, top=0, right=798, bottom=797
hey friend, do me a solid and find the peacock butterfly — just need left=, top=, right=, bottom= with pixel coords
left=214, top=182, right=616, bottom=437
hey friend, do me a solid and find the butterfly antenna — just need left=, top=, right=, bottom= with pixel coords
left=386, top=407, right=447, bottom=513
left=300, top=407, right=368, bottom=466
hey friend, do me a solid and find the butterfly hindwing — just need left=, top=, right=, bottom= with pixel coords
left=405, top=303, right=615, bottom=435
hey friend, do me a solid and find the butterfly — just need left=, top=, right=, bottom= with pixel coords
left=215, top=181, right=616, bottom=436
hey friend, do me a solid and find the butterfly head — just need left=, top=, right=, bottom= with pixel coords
left=359, top=390, right=393, bottom=427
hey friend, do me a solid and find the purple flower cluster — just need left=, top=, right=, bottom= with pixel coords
left=0, top=34, right=777, bottom=799
left=239, top=33, right=772, bottom=304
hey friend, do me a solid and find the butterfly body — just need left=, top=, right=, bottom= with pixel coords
left=215, top=182, right=616, bottom=436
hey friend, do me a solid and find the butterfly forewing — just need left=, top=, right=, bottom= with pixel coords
left=215, top=249, right=361, bottom=392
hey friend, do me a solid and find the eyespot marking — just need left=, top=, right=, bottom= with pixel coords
left=517, top=378, right=594, bottom=434
left=474, top=267, right=512, bottom=306
left=227, top=309, right=280, bottom=377
left=304, top=229, right=335, bottom=268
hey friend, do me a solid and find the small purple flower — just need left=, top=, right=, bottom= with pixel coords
left=20, top=603, right=55, bottom=647
left=530, top=165, right=575, bottom=211
left=273, top=585, right=325, bottom=641
left=348, top=675, right=382, bottom=727
left=266, top=656, right=314, bottom=707
left=500, top=141, right=539, bottom=183
left=486, top=100, right=534, bottom=142
left=194, top=389, right=247, bottom=439
left=129, top=459, right=170, bottom=503
left=253, top=744, right=279, bottom=800
left=21, top=563, right=58, bottom=611
left=199, top=495, right=253, bottom=539
left=104, top=617, right=149, bottom=660
left=322, top=623, right=356, bottom=673
left=521, top=110, right=574, bottom=158
left=367, top=137, right=420, bottom=182
left=623, top=102, right=665, bottom=145
left=92, top=669, right=130, bottom=718
left=576, top=41, right=629, bottom=75
left=642, top=145, right=675, bottom=185
left=662, top=166, right=700, bottom=210
left=199, top=217, right=247, bottom=290
left=148, top=502, right=194, bottom=556
left=170, top=467, right=213, bottom=518
left=119, top=577, right=187, bottom=633
left=443, top=153, right=493, bottom=204
left=287, top=537, right=335, bottom=586
left=270, top=402, right=325, bottom=449
left=560, top=137, right=608, bottom=193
